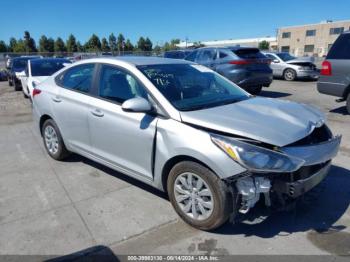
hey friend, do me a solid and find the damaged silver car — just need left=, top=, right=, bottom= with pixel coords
left=32, top=57, right=341, bottom=230
left=264, top=52, right=319, bottom=81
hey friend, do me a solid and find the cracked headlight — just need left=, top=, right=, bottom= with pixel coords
left=211, top=134, right=305, bottom=173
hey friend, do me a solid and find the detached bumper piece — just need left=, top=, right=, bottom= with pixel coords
left=273, top=161, right=331, bottom=198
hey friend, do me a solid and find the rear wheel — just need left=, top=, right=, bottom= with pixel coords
left=346, top=93, right=350, bottom=114
left=8, top=78, right=13, bottom=86
left=284, top=68, right=296, bottom=81
left=167, top=161, right=232, bottom=231
left=42, top=119, right=70, bottom=160
left=14, top=81, right=21, bottom=91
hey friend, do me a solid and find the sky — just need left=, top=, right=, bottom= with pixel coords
left=0, top=0, right=349, bottom=45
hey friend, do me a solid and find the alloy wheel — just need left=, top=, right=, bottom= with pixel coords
left=44, top=125, right=59, bottom=155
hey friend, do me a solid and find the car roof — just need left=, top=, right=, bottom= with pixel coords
left=30, top=58, right=71, bottom=64
left=79, top=56, right=193, bottom=66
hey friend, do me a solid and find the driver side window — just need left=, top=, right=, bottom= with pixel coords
left=98, top=65, right=148, bottom=104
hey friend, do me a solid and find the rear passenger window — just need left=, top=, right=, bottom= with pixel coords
left=60, top=64, right=94, bottom=93
left=185, top=51, right=198, bottom=62
left=219, top=52, right=228, bottom=59
left=98, top=65, right=147, bottom=104
left=198, top=50, right=217, bottom=63
left=327, top=34, right=350, bottom=59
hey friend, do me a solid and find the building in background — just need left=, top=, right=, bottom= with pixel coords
left=277, top=20, right=350, bottom=57
left=177, top=37, right=277, bottom=50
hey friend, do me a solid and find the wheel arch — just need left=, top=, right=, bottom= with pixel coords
left=161, top=155, right=218, bottom=193
left=39, top=114, right=53, bottom=136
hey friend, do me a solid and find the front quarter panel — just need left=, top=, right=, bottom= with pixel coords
left=153, top=118, right=247, bottom=191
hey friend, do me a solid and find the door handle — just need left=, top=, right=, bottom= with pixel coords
left=52, top=96, right=62, bottom=103
left=91, top=109, right=104, bottom=117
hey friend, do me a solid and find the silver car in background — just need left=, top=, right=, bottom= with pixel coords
left=264, top=52, right=319, bottom=81
left=32, top=57, right=340, bottom=230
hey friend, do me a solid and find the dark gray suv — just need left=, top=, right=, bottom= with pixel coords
left=185, top=47, right=273, bottom=94
left=317, top=31, right=350, bottom=113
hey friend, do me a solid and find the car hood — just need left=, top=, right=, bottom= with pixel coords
left=180, top=97, right=325, bottom=147
left=286, top=57, right=314, bottom=64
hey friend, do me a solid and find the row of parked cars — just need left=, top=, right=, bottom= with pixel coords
left=164, top=31, right=350, bottom=113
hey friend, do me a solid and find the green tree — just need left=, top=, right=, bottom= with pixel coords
left=117, top=33, right=125, bottom=53
left=24, top=31, right=37, bottom=52
left=66, top=34, right=78, bottom=52
left=153, top=45, right=162, bottom=54
left=13, top=39, right=26, bottom=53
left=144, top=37, right=153, bottom=51
left=39, top=35, right=50, bottom=52
left=76, top=41, right=84, bottom=52
left=108, top=33, right=117, bottom=54
left=101, top=38, right=110, bottom=52
left=258, top=40, right=269, bottom=50
left=54, top=37, right=67, bottom=52
left=124, top=39, right=134, bottom=51
left=9, top=37, right=17, bottom=52
left=0, top=40, right=8, bottom=52
left=47, top=38, right=55, bottom=53
left=137, top=37, right=146, bottom=51
left=86, top=34, right=101, bottom=52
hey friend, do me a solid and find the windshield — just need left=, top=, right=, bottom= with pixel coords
left=276, top=53, right=296, bottom=61
left=31, top=59, right=70, bottom=76
left=13, top=59, right=29, bottom=70
left=138, top=64, right=249, bottom=111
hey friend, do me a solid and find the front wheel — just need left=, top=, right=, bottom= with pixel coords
left=42, top=119, right=70, bottom=160
left=284, top=68, right=296, bottom=81
left=167, top=161, right=232, bottom=231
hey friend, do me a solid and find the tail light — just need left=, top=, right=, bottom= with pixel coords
left=229, top=59, right=270, bottom=65
left=32, top=88, right=41, bottom=97
left=321, top=60, right=332, bottom=76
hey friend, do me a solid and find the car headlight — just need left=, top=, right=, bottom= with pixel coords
left=211, top=134, right=305, bottom=173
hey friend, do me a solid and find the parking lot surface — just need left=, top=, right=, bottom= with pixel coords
left=0, top=79, right=349, bottom=258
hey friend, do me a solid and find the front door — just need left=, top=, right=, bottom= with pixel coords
left=88, top=64, right=157, bottom=179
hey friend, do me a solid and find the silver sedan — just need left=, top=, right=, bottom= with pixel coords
left=32, top=57, right=340, bottom=230
left=264, top=52, right=319, bottom=81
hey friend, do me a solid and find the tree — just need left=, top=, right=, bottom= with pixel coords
left=86, top=34, right=101, bottom=52
left=76, top=41, right=84, bottom=52
left=39, top=35, right=50, bottom=52
left=66, top=34, right=78, bottom=52
left=47, top=38, right=55, bottom=53
left=137, top=37, right=146, bottom=51
left=108, top=33, right=117, bottom=54
left=124, top=39, right=134, bottom=51
left=117, top=33, right=125, bottom=53
left=0, top=41, right=8, bottom=52
left=23, top=31, right=37, bottom=52
left=54, top=37, right=67, bottom=52
left=153, top=45, right=162, bottom=54
left=258, top=40, right=269, bottom=50
left=9, top=37, right=17, bottom=52
left=163, top=42, right=171, bottom=51
left=13, top=39, right=26, bottom=53
left=144, top=37, right=153, bottom=51
left=101, top=38, right=110, bottom=52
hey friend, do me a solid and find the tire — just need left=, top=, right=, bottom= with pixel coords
left=14, top=82, right=22, bottom=91
left=42, top=119, right=70, bottom=160
left=167, top=161, right=232, bottom=231
left=8, top=78, right=13, bottom=86
left=346, top=93, right=350, bottom=114
left=283, top=68, right=296, bottom=81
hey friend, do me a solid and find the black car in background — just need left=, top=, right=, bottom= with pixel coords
left=8, top=56, right=41, bottom=90
left=185, top=47, right=273, bottom=94
left=317, top=31, right=350, bottom=114
left=164, top=50, right=193, bottom=59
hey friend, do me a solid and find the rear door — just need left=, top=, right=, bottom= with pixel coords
left=265, top=54, right=283, bottom=76
left=53, top=63, right=96, bottom=153
left=87, top=64, right=157, bottom=179
left=196, top=49, right=217, bottom=69
left=326, top=33, right=350, bottom=95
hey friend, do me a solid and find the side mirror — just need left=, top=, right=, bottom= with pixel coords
left=122, top=97, right=153, bottom=113
left=273, top=59, right=280, bottom=63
